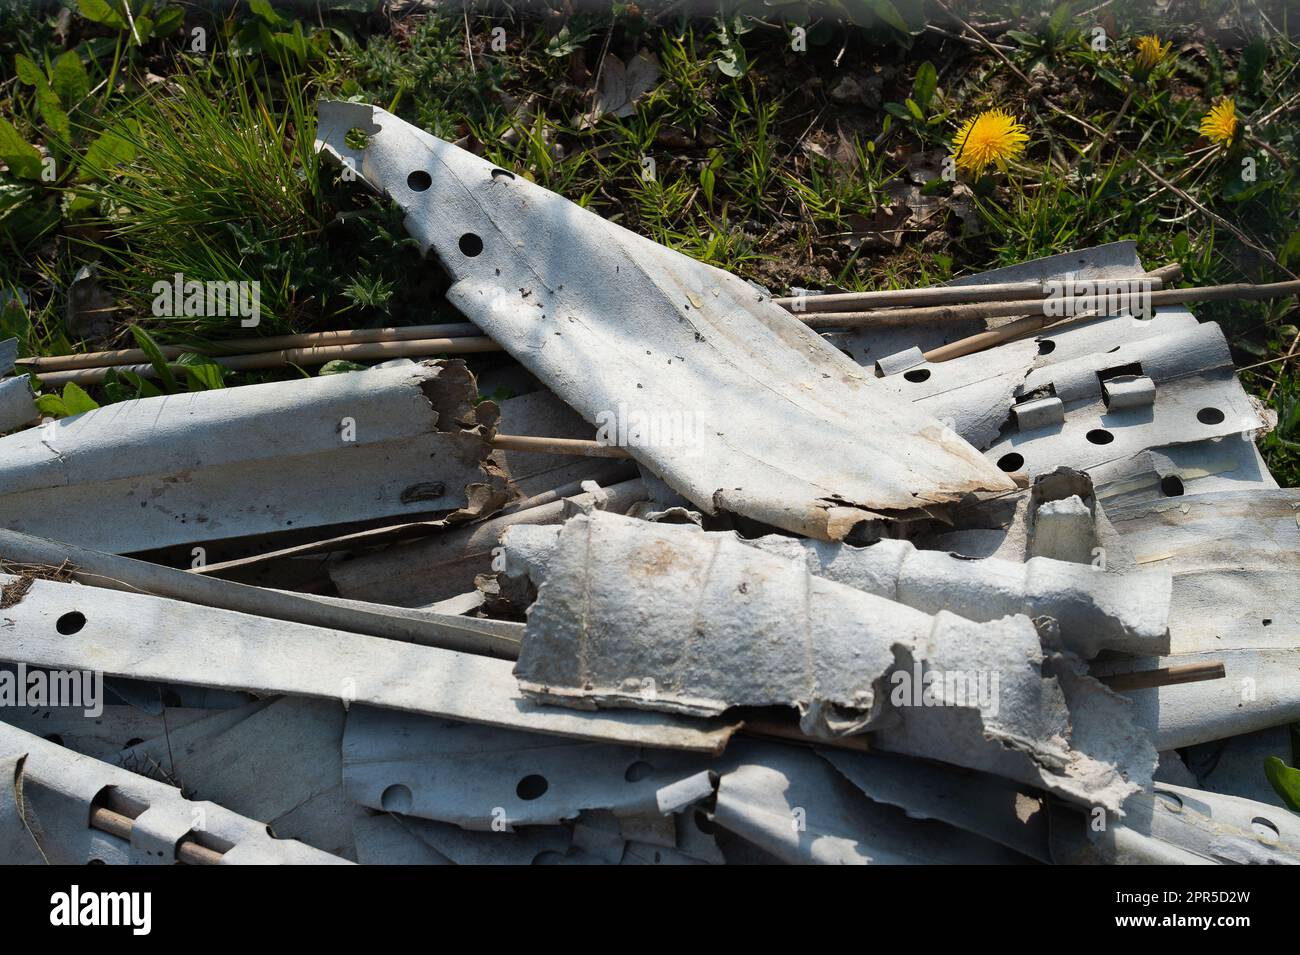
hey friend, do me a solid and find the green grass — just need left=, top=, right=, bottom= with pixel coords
left=1, top=0, right=1299, bottom=480
left=72, top=56, right=328, bottom=336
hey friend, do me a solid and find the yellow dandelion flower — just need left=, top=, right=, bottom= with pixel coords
left=951, top=110, right=1029, bottom=177
left=1199, top=98, right=1238, bottom=147
left=1133, top=34, right=1171, bottom=74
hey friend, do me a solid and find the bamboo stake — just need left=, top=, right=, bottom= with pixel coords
left=16, top=322, right=484, bottom=373
left=775, top=263, right=1179, bottom=313
left=922, top=310, right=1100, bottom=363
left=776, top=279, right=1062, bottom=312
left=802, top=272, right=1280, bottom=332
left=14, top=269, right=1190, bottom=377
left=1097, top=662, right=1226, bottom=692
left=29, top=336, right=500, bottom=387
left=90, top=798, right=224, bottom=865
left=490, top=434, right=633, bottom=459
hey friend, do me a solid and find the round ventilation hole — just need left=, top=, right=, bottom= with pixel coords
left=1197, top=406, right=1225, bottom=425
left=996, top=452, right=1024, bottom=472
left=1086, top=428, right=1114, bottom=445
left=459, top=232, right=483, bottom=257
left=380, top=783, right=413, bottom=813
left=406, top=170, right=432, bottom=191
left=903, top=368, right=931, bottom=383
left=1251, top=816, right=1279, bottom=844
left=516, top=774, right=549, bottom=800
left=56, top=611, right=86, bottom=635
left=1037, top=339, right=1056, bottom=355
left=624, top=760, right=655, bottom=782
left=1159, top=475, right=1184, bottom=497
left=1155, top=790, right=1183, bottom=812
left=490, top=168, right=515, bottom=180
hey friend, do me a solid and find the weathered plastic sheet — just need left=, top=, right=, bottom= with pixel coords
left=1050, top=783, right=1300, bottom=864
left=342, top=706, right=715, bottom=830
left=0, top=720, right=349, bottom=864
left=835, top=244, right=1273, bottom=504
left=1094, top=488, right=1300, bottom=749
left=1088, top=440, right=1277, bottom=508
left=0, top=574, right=736, bottom=753
left=881, top=317, right=1268, bottom=478
left=510, top=511, right=1154, bottom=809
left=1, top=337, right=37, bottom=433
left=118, top=697, right=361, bottom=860
left=710, top=741, right=1032, bottom=864
left=819, top=748, right=1051, bottom=863
left=0, top=359, right=504, bottom=554
left=868, top=310, right=1201, bottom=445
left=0, top=702, right=211, bottom=762
left=1108, top=488, right=1299, bottom=655
left=984, top=321, right=1270, bottom=477
left=315, top=100, right=1015, bottom=540
left=351, top=813, right=454, bottom=865
left=355, top=808, right=626, bottom=865
left=117, top=700, right=273, bottom=778
left=342, top=705, right=1056, bottom=863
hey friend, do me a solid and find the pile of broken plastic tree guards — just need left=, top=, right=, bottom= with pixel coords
left=0, top=100, right=1296, bottom=866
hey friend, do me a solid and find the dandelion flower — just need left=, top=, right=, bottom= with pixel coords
left=951, top=109, right=1029, bottom=177
left=1199, top=98, right=1238, bottom=147
left=1133, top=34, right=1171, bottom=74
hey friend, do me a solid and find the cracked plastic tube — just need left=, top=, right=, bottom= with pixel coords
left=509, top=511, right=1155, bottom=810
left=502, top=521, right=1172, bottom=657
left=0, top=359, right=505, bottom=554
